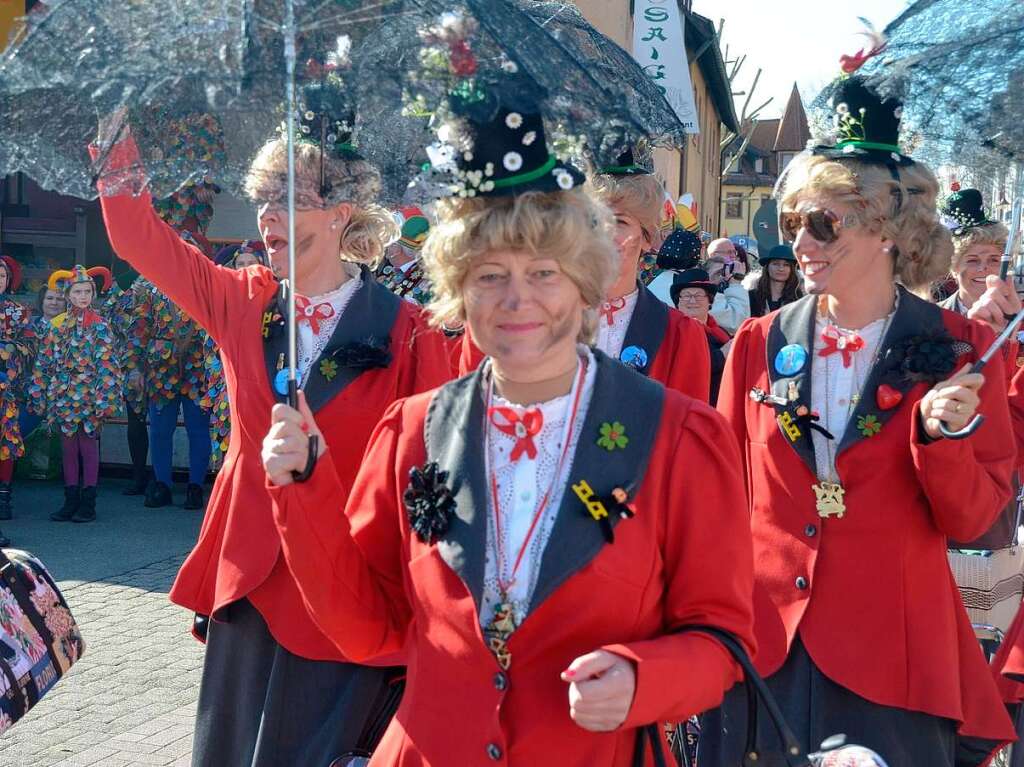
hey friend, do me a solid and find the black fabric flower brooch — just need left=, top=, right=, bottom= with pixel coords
left=403, top=462, right=456, bottom=544
left=328, top=336, right=392, bottom=371
left=883, top=331, right=970, bottom=385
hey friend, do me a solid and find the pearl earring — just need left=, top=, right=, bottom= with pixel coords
left=330, top=220, right=339, bottom=231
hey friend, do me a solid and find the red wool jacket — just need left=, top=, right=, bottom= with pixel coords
left=718, top=289, right=1016, bottom=745
left=95, top=140, right=452, bottom=660
left=268, top=352, right=755, bottom=765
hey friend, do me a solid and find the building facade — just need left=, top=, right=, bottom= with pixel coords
left=721, top=83, right=810, bottom=249
left=574, top=0, right=737, bottom=236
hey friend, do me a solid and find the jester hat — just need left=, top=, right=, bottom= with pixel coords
left=48, top=265, right=113, bottom=294
left=395, top=206, right=431, bottom=251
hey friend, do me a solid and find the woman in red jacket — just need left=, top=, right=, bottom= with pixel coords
left=262, top=101, right=755, bottom=766
left=587, top=155, right=711, bottom=401
left=92, top=99, right=451, bottom=765
left=700, top=76, right=1016, bottom=766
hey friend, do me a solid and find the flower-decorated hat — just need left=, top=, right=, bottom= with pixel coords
left=813, top=75, right=912, bottom=167
left=941, top=187, right=997, bottom=235
left=0, top=256, right=22, bottom=293
left=395, top=206, right=431, bottom=251
left=433, top=92, right=585, bottom=198
left=48, top=265, right=112, bottom=293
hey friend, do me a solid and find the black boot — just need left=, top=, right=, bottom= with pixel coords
left=72, top=486, right=96, bottom=523
left=0, top=482, right=13, bottom=521
left=183, top=483, right=205, bottom=511
left=50, top=486, right=79, bottom=522
left=144, top=481, right=172, bottom=508
left=122, top=469, right=149, bottom=496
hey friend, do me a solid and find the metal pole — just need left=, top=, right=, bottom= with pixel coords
left=284, top=0, right=299, bottom=410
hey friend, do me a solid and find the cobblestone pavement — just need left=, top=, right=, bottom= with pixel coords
left=0, top=479, right=205, bottom=767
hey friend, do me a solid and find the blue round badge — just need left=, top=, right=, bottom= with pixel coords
left=620, top=345, right=648, bottom=371
left=274, top=368, right=293, bottom=396
left=774, top=344, right=808, bottom=377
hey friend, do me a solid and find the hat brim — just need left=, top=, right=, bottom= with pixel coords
left=758, top=254, right=797, bottom=266
left=811, top=145, right=914, bottom=166
left=670, top=281, right=717, bottom=304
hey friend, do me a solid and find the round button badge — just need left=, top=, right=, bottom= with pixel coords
left=620, top=345, right=648, bottom=371
left=774, top=344, right=807, bottom=377
left=274, top=368, right=293, bottom=396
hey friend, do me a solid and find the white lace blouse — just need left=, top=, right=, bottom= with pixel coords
left=480, top=348, right=597, bottom=629
left=296, top=266, right=362, bottom=386
left=594, top=289, right=639, bottom=360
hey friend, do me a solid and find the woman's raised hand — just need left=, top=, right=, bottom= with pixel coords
left=95, top=106, right=131, bottom=148
left=262, top=391, right=325, bottom=487
left=919, top=363, right=985, bottom=440
left=967, top=274, right=1023, bottom=331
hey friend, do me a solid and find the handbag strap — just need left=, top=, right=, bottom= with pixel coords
left=674, top=625, right=810, bottom=767
left=632, top=723, right=668, bottom=767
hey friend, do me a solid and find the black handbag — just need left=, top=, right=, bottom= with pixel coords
left=632, top=624, right=811, bottom=767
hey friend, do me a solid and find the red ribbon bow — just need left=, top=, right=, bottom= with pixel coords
left=818, top=325, right=864, bottom=368
left=600, top=297, right=627, bottom=327
left=488, top=406, right=544, bottom=462
left=295, top=296, right=336, bottom=335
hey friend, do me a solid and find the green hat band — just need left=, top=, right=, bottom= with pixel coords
left=491, top=154, right=559, bottom=190
left=834, top=139, right=902, bottom=154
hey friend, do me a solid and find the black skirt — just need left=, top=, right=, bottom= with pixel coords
left=696, top=637, right=984, bottom=767
left=191, top=599, right=402, bottom=767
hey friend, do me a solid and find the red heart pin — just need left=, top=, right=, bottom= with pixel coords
left=876, top=384, right=903, bottom=411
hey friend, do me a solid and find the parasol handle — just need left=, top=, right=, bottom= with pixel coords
left=1000, top=191, right=1024, bottom=280
left=938, top=306, right=1024, bottom=439
left=287, top=379, right=318, bottom=482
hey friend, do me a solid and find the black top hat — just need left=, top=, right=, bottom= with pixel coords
left=437, top=97, right=584, bottom=198
left=758, top=243, right=797, bottom=266
left=670, top=268, right=716, bottom=306
left=597, top=147, right=652, bottom=177
left=812, top=76, right=912, bottom=166
left=941, top=188, right=997, bottom=235
left=656, top=228, right=702, bottom=271
left=292, top=66, right=360, bottom=161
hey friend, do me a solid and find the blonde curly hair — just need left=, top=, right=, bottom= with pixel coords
left=951, top=222, right=1008, bottom=272
left=588, top=172, right=665, bottom=247
left=244, top=139, right=397, bottom=266
left=422, top=189, right=617, bottom=343
left=778, top=153, right=953, bottom=291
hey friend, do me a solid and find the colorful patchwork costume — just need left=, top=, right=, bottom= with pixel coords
left=124, top=236, right=212, bottom=509
left=0, top=256, right=36, bottom=532
left=30, top=266, right=121, bottom=524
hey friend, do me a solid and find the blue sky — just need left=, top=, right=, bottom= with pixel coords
left=691, top=0, right=912, bottom=119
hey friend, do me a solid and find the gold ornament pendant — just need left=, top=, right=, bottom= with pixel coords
left=812, top=481, right=846, bottom=519
left=484, top=600, right=517, bottom=670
